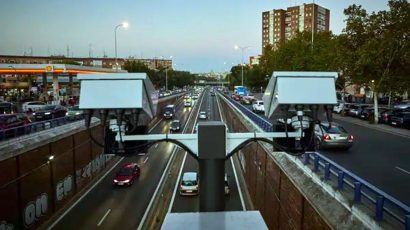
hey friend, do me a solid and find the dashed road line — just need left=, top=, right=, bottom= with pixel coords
left=97, top=209, right=111, bottom=227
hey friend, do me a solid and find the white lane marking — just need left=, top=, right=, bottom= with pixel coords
left=168, top=90, right=206, bottom=213
left=395, top=166, right=410, bottom=175
left=137, top=91, right=203, bottom=230
left=143, top=157, right=149, bottom=164
left=97, top=209, right=111, bottom=227
left=154, top=144, right=158, bottom=149
left=138, top=153, right=146, bottom=156
left=149, top=118, right=163, bottom=133
left=47, top=157, right=124, bottom=230
left=216, top=93, right=246, bottom=210
left=168, top=152, right=188, bottom=213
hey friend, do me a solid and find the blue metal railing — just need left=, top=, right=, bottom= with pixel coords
left=219, top=92, right=410, bottom=230
left=0, top=116, right=83, bottom=142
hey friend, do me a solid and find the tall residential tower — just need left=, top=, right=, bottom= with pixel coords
left=262, top=3, right=330, bottom=51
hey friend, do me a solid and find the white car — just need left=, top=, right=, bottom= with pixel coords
left=333, top=102, right=345, bottom=114
left=199, top=111, right=207, bottom=119
left=252, top=100, right=264, bottom=113
left=22, top=101, right=47, bottom=112
left=180, top=172, right=199, bottom=196
left=184, top=100, right=192, bottom=107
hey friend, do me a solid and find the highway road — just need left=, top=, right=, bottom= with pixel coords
left=242, top=94, right=410, bottom=206
left=170, top=89, right=245, bottom=212
left=49, top=97, right=197, bottom=229
left=321, top=117, right=410, bottom=206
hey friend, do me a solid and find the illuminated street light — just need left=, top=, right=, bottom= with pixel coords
left=114, top=21, right=129, bottom=71
left=234, top=45, right=251, bottom=86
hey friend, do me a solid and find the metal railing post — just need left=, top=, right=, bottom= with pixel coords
left=313, top=154, right=319, bottom=171
left=353, top=181, right=362, bottom=203
left=303, top=152, right=310, bottom=165
left=324, top=163, right=330, bottom=180
left=337, top=170, right=344, bottom=190
left=375, top=196, right=385, bottom=220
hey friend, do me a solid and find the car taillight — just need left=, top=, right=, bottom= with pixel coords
left=323, top=135, right=331, bottom=141
left=348, top=135, right=354, bottom=140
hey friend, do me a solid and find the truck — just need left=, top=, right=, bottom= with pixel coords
left=163, top=105, right=175, bottom=119
left=234, top=86, right=248, bottom=97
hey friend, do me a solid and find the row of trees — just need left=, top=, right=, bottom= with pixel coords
left=226, top=0, right=410, bottom=98
left=123, top=60, right=196, bottom=89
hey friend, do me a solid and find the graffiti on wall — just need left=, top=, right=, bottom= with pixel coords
left=23, top=193, right=48, bottom=227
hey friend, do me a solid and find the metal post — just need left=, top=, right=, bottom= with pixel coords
left=241, top=48, right=244, bottom=86
left=313, top=154, right=319, bottom=171
left=353, top=182, right=362, bottom=203
left=114, top=25, right=119, bottom=70
left=324, top=163, right=330, bottom=180
left=166, top=68, right=168, bottom=91
left=198, top=122, right=226, bottom=212
left=375, top=196, right=385, bottom=220
left=337, top=170, right=344, bottom=190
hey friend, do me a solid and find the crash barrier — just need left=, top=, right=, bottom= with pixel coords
left=220, top=92, right=410, bottom=230
left=0, top=121, right=114, bottom=229
left=0, top=116, right=84, bottom=142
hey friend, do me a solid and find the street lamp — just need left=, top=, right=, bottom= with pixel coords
left=114, top=21, right=129, bottom=71
left=234, top=45, right=251, bottom=86
left=165, top=56, right=173, bottom=91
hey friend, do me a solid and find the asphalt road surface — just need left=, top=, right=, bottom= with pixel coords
left=321, top=117, right=410, bottom=206
left=243, top=94, right=410, bottom=206
left=49, top=98, right=195, bottom=230
left=170, top=89, right=244, bottom=212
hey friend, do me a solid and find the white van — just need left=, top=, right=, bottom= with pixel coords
left=180, top=172, right=199, bottom=196
left=22, top=101, right=46, bottom=112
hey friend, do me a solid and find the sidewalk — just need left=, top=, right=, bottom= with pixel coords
left=333, top=114, right=410, bottom=138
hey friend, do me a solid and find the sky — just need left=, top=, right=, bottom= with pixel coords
left=0, top=0, right=390, bottom=73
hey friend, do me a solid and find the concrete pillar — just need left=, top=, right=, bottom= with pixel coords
left=68, top=74, right=73, bottom=96
left=198, top=121, right=226, bottom=212
left=52, top=74, right=59, bottom=104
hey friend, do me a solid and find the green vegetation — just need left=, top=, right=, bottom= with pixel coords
left=123, top=60, right=196, bottom=89
left=226, top=0, right=410, bottom=96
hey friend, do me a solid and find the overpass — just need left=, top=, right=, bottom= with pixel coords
left=0, top=73, right=409, bottom=230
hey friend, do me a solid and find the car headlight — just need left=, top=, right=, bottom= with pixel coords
left=113, top=179, right=118, bottom=183
left=32, top=113, right=36, bottom=115
left=123, top=179, right=130, bottom=183
left=66, top=112, right=69, bottom=116
left=45, top=112, right=51, bottom=115
left=75, top=112, right=80, bottom=115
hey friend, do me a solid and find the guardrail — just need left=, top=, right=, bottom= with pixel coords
left=219, top=92, right=410, bottom=230
left=0, top=116, right=83, bottom=142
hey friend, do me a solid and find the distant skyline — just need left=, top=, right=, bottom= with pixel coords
left=0, top=0, right=389, bottom=73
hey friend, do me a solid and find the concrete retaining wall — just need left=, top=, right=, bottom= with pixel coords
left=219, top=95, right=368, bottom=230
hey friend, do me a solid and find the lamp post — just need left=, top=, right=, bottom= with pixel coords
left=165, top=56, right=173, bottom=91
left=234, top=45, right=250, bottom=86
left=114, top=21, right=129, bottom=71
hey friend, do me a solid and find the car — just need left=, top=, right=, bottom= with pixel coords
left=389, top=112, right=410, bottom=129
left=333, top=102, right=345, bottom=114
left=225, top=174, right=230, bottom=195
left=314, top=122, right=354, bottom=150
left=113, top=163, right=140, bottom=186
left=184, top=100, right=192, bottom=107
left=163, top=105, right=175, bottom=119
left=192, top=94, right=199, bottom=99
left=210, top=92, right=215, bottom=96
left=0, top=101, right=17, bottom=114
left=170, top=120, right=181, bottom=133
left=180, top=172, right=199, bottom=195
left=65, top=106, right=83, bottom=120
left=0, top=113, right=31, bottom=130
left=33, top=105, right=67, bottom=121
left=22, top=101, right=47, bottom=112
left=393, top=102, right=410, bottom=110
left=199, top=111, right=207, bottom=119
left=232, top=94, right=241, bottom=101
left=252, top=100, right=264, bottom=113
left=359, top=107, right=388, bottom=120
left=348, top=105, right=370, bottom=117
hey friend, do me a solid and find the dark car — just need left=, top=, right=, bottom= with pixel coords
left=33, top=105, right=67, bottom=121
left=360, top=107, right=388, bottom=120
left=348, top=105, right=370, bottom=117
left=170, top=120, right=181, bottom=133
left=389, top=112, right=410, bottom=129
left=382, top=108, right=410, bottom=124
left=113, top=163, right=140, bottom=186
left=0, top=114, right=32, bottom=138
left=0, top=102, right=17, bottom=114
